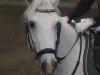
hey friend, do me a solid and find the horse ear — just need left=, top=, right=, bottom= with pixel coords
left=50, top=0, right=60, bottom=6
left=26, top=0, right=32, bottom=5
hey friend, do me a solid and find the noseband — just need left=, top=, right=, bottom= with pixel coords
left=36, top=48, right=56, bottom=59
left=36, top=9, right=56, bottom=13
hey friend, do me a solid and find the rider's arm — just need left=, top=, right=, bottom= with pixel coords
left=93, top=16, right=100, bottom=27
left=67, top=0, right=95, bottom=20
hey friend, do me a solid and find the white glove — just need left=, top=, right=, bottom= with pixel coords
left=60, top=16, right=69, bottom=22
left=75, top=18, right=94, bottom=33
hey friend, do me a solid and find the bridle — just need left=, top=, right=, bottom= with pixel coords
left=36, top=9, right=56, bottom=13
left=25, top=14, right=83, bottom=75
left=24, top=2, right=89, bottom=74
left=25, top=9, right=63, bottom=62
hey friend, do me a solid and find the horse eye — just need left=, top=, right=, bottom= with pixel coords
left=30, top=21, right=35, bottom=28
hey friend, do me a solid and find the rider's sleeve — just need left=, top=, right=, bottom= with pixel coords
left=93, top=16, right=100, bottom=27
left=68, top=0, right=95, bottom=20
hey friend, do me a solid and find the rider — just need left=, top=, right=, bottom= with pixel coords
left=64, top=0, right=100, bottom=73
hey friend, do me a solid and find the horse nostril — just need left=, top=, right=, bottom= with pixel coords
left=41, top=62, right=46, bottom=73
left=52, top=60, right=57, bottom=70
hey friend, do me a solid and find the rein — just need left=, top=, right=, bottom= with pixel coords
left=83, top=29, right=91, bottom=75
left=71, top=34, right=82, bottom=75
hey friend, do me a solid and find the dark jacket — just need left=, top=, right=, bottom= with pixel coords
left=68, top=0, right=100, bottom=27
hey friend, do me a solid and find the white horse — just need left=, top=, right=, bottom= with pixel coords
left=23, top=0, right=92, bottom=75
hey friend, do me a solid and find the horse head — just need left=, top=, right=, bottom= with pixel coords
left=24, top=0, right=61, bottom=75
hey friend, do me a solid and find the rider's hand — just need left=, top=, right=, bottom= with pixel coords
left=65, top=16, right=70, bottom=23
left=75, top=18, right=95, bottom=33
left=60, top=16, right=70, bottom=27
left=61, top=16, right=70, bottom=23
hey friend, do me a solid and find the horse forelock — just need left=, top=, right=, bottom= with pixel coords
left=23, top=0, right=60, bottom=21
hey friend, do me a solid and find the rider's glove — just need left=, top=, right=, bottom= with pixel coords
left=75, top=18, right=94, bottom=33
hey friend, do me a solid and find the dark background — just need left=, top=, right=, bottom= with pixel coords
left=0, top=0, right=99, bottom=75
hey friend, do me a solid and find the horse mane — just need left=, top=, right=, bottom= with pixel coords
left=23, top=0, right=60, bottom=22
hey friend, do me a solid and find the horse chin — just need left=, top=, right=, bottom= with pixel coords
left=46, top=73, right=53, bottom=75
left=41, top=65, right=54, bottom=75
left=46, top=72, right=54, bottom=75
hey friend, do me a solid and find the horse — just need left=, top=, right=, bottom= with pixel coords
left=23, top=0, right=90, bottom=75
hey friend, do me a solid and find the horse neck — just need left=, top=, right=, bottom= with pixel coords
left=58, top=24, right=78, bottom=57
left=54, top=24, right=85, bottom=75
